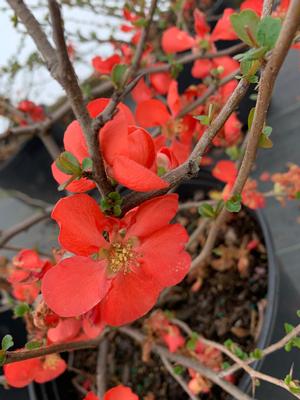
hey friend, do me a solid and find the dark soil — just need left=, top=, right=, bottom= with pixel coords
left=52, top=204, right=268, bottom=400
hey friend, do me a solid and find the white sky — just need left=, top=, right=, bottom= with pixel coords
left=0, top=1, right=128, bottom=132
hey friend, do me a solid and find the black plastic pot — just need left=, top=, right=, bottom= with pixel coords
left=0, top=124, right=64, bottom=203
left=2, top=177, right=299, bottom=400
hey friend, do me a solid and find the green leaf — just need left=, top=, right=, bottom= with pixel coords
left=250, top=348, right=263, bottom=359
left=0, top=350, right=6, bottom=366
left=14, top=303, right=30, bottom=318
left=257, top=16, right=282, bottom=50
left=82, top=157, right=93, bottom=172
left=262, top=125, right=272, bottom=137
left=25, top=340, right=43, bottom=350
left=259, top=134, right=273, bottom=148
left=240, top=47, right=267, bottom=62
left=240, top=59, right=260, bottom=81
left=297, top=310, right=300, bottom=318
left=111, top=64, right=127, bottom=88
left=226, top=146, right=240, bottom=161
left=285, top=323, right=294, bottom=334
left=173, top=365, right=185, bottom=375
left=56, top=151, right=81, bottom=175
left=1, top=335, right=14, bottom=351
left=57, top=175, right=77, bottom=191
left=108, top=191, right=121, bottom=201
left=186, top=332, right=199, bottom=351
left=225, top=194, right=242, bottom=213
left=248, top=107, right=256, bottom=130
left=113, top=205, right=122, bottom=217
left=230, top=10, right=260, bottom=47
left=221, top=361, right=231, bottom=370
left=224, top=339, right=234, bottom=349
left=194, top=115, right=210, bottom=126
left=198, top=203, right=215, bottom=218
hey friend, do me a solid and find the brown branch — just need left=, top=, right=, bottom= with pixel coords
left=119, top=327, right=254, bottom=400
left=160, top=354, right=200, bottom=400
left=96, top=338, right=108, bottom=398
left=190, top=0, right=300, bottom=271
left=47, top=0, right=112, bottom=196
left=0, top=206, right=52, bottom=247
left=172, top=319, right=300, bottom=399
left=4, top=332, right=107, bottom=365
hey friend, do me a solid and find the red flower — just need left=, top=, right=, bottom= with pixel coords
left=17, top=100, right=45, bottom=124
left=52, top=98, right=167, bottom=192
left=194, top=9, right=210, bottom=37
left=162, top=325, right=185, bottom=353
left=84, top=386, right=139, bottom=400
left=131, top=77, right=153, bottom=103
left=42, top=194, right=191, bottom=326
left=104, top=386, right=139, bottom=400
left=162, top=27, right=195, bottom=54
left=92, top=54, right=121, bottom=74
left=211, top=9, right=238, bottom=42
left=240, top=0, right=263, bottom=15
left=149, top=66, right=173, bottom=95
left=212, top=160, right=237, bottom=183
left=4, top=354, right=66, bottom=388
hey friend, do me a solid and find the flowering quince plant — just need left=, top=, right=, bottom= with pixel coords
left=2, top=0, right=300, bottom=399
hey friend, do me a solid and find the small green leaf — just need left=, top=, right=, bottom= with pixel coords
left=224, top=339, right=234, bottom=349
left=259, top=134, right=273, bottom=148
left=113, top=205, right=122, bottom=217
left=222, top=361, right=231, bottom=370
left=194, top=115, right=210, bottom=126
left=157, top=166, right=167, bottom=176
left=198, top=203, right=215, bottom=218
left=82, top=157, right=93, bottom=172
left=250, top=348, right=263, bottom=359
left=257, top=16, right=282, bottom=50
left=225, top=194, right=242, bottom=213
left=226, top=146, right=240, bottom=161
left=0, top=350, right=6, bottom=366
left=285, top=323, right=294, bottom=334
left=186, top=332, right=199, bottom=351
left=170, top=62, right=183, bottom=79
left=230, top=10, right=260, bottom=47
left=297, top=310, right=300, bottom=318
left=14, top=303, right=30, bottom=318
left=57, top=175, right=77, bottom=191
left=173, top=365, right=185, bottom=375
left=1, top=335, right=14, bottom=351
left=248, top=107, right=256, bottom=130
left=111, top=64, right=127, bottom=88
left=108, top=191, right=121, bottom=201
left=56, top=151, right=81, bottom=175
left=262, top=125, right=272, bottom=137
left=25, top=340, right=43, bottom=350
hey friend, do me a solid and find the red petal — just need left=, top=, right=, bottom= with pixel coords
left=128, top=126, right=156, bottom=168
left=131, top=77, right=153, bottom=103
left=167, top=80, right=181, bottom=116
left=104, top=386, right=139, bottom=400
left=212, top=160, right=238, bottom=183
left=150, top=68, right=172, bottom=95
left=84, top=393, right=100, bottom=400
left=101, top=265, right=161, bottom=326
left=42, top=256, right=111, bottom=317
left=194, top=9, right=210, bottom=37
left=213, top=56, right=239, bottom=77
left=88, top=98, right=135, bottom=125
left=139, top=224, right=191, bottom=287
left=240, top=0, right=263, bottom=15
left=51, top=163, right=96, bottom=193
left=162, top=27, right=195, bottom=54
left=12, top=282, right=40, bottom=304
left=47, top=318, right=82, bottom=343
left=192, top=59, right=213, bottom=79
left=112, top=156, right=168, bottom=192
left=4, top=358, right=40, bottom=388
left=136, top=99, right=170, bottom=127
left=14, top=249, right=44, bottom=271
left=64, top=120, right=89, bottom=161
left=34, top=355, right=67, bottom=383
left=92, top=54, right=121, bottom=74
left=126, top=194, right=178, bottom=238
left=211, top=9, right=238, bottom=41
left=52, top=194, right=109, bottom=256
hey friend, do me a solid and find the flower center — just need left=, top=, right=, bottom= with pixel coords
left=108, top=241, right=139, bottom=274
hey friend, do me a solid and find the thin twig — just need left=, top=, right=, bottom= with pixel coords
left=96, top=338, right=108, bottom=398
left=160, top=355, right=200, bottom=400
